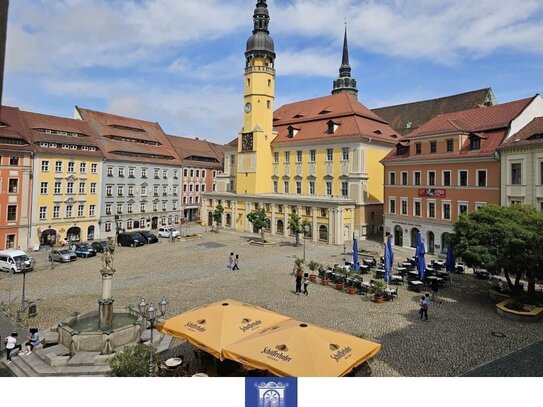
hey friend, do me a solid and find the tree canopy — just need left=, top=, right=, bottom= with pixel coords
left=287, top=213, right=311, bottom=246
left=212, top=204, right=224, bottom=231
left=452, top=204, right=543, bottom=297
left=247, top=208, right=268, bottom=241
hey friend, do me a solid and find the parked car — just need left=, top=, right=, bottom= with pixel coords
left=49, top=249, right=77, bottom=263
left=73, top=243, right=97, bottom=258
left=0, top=250, right=35, bottom=273
left=117, top=232, right=145, bottom=247
left=91, top=241, right=108, bottom=253
left=135, top=231, right=159, bottom=244
left=158, top=227, right=180, bottom=238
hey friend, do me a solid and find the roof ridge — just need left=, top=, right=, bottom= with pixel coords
left=372, top=88, right=492, bottom=110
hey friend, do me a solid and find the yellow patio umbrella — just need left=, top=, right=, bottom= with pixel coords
left=155, top=299, right=290, bottom=360
left=222, top=319, right=381, bottom=377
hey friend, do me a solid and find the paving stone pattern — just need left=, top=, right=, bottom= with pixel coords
left=1, top=226, right=541, bottom=377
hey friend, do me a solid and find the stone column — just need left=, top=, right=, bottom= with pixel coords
left=328, top=209, right=334, bottom=245
left=271, top=204, right=276, bottom=235
left=98, top=239, right=116, bottom=330
left=312, top=207, right=318, bottom=242
left=283, top=207, right=288, bottom=238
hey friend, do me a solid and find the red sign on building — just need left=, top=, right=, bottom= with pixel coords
left=418, top=188, right=446, bottom=198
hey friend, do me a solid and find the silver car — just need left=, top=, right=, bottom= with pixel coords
left=49, top=249, right=77, bottom=263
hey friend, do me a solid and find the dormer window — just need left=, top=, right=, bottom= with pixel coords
left=287, top=126, right=299, bottom=138
left=396, top=142, right=409, bottom=156
left=469, top=133, right=482, bottom=150
left=327, top=120, right=339, bottom=134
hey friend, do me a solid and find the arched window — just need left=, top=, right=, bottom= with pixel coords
left=276, top=219, right=284, bottom=234
left=410, top=228, right=420, bottom=248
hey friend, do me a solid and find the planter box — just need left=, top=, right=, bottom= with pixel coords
left=496, top=299, right=543, bottom=322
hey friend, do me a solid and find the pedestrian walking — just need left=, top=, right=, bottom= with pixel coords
left=169, top=228, right=173, bottom=243
left=227, top=252, right=234, bottom=269
left=295, top=269, right=303, bottom=295
left=303, top=273, right=309, bottom=295
left=232, top=254, right=240, bottom=270
left=4, top=332, right=22, bottom=364
left=419, top=293, right=430, bottom=321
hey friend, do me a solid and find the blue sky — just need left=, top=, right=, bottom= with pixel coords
left=5, top=0, right=543, bottom=144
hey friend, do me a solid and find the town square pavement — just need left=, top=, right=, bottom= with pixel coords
left=1, top=225, right=541, bottom=376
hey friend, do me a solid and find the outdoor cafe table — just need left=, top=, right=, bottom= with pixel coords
left=407, top=270, right=419, bottom=279
left=426, top=276, right=444, bottom=286
left=390, top=275, right=403, bottom=284
left=402, top=262, right=412, bottom=268
left=375, top=269, right=385, bottom=279
left=359, top=264, right=370, bottom=274
left=408, top=280, right=424, bottom=292
left=397, top=266, right=407, bottom=274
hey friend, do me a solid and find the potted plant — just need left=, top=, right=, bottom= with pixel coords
left=333, top=266, right=345, bottom=291
left=308, top=260, right=319, bottom=283
left=318, top=265, right=330, bottom=286
left=292, top=257, right=305, bottom=276
left=369, top=281, right=387, bottom=303
left=347, top=272, right=358, bottom=295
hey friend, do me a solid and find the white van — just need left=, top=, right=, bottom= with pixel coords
left=0, top=249, right=35, bottom=273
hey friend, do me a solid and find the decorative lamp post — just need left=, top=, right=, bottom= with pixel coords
left=136, top=297, right=168, bottom=376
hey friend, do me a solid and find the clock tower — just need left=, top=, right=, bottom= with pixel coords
left=236, top=0, right=276, bottom=195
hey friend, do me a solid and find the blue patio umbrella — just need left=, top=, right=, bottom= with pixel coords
left=446, top=245, right=455, bottom=273
left=352, top=236, right=359, bottom=272
left=415, top=232, right=426, bottom=280
left=384, top=234, right=393, bottom=284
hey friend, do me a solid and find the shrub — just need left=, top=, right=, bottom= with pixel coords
left=107, top=344, right=157, bottom=377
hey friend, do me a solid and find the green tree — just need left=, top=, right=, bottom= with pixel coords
left=247, top=208, right=268, bottom=241
left=452, top=204, right=543, bottom=298
left=212, top=204, right=224, bottom=232
left=107, top=344, right=158, bottom=377
left=287, top=213, right=311, bottom=246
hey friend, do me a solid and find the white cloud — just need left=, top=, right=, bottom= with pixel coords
left=276, top=48, right=339, bottom=77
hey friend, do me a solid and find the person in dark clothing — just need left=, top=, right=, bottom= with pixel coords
left=295, top=270, right=303, bottom=295
left=232, top=254, right=240, bottom=270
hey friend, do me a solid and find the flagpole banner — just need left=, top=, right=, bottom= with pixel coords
left=245, top=377, right=298, bottom=407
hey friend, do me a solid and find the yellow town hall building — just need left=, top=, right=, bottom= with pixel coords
left=202, top=0, right=399, bottom=245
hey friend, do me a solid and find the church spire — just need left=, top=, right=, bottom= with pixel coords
left=332, top=25, right=358, bottom=99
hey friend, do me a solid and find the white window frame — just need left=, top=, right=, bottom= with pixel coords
left=389, top=197, right=396, bottom=214
left=89, top=205, right=95, bottom=217
left=80, top=162, right=86, bottom=173
left=53, top=206, right=60, bottom=219
left=40, top=182, right=48, bottom=195
left=474, top=202, right=486, bottom=211
left=442, top=200, right=451, bottom=220
left=41, top=160, right=49, bottom=172
left=476, top=169, right=487, bottom=187
left=310, top=150, right=316, bottom=162
left=389, top=171, right=396, bottom=185
left=458, top=201, right=469, bottom=216
left=427, top=199, right=436, bottom=219
left=78, top=204, right=84, bottom=217
left=91, top=163, right=97, bottom=174
left=326, top=148, right=333, bottom=161
left=55, top=161, right=62, bottom=172
left=458, top=170, right=469, bottom=187
left=442, top=170, right=451, bottom=187
left=401, top=171, right=408, bottom=186
left=283, top=180, right=289, bottom=193
left=413, top=198, right=422, bottom=217
left=427, top=170, right=436, bottom=186
left=273, top=181, right=278, bottom=193
left=342, top=147, right=349, bottom=160
left=326, top=181, right=332, bottom=196
left=309, top=181, right=315, bottom=195
left=413, top=171, right=421, bottom=186
left=67, top=162, right=75, bottom=173
left=296, top=181, right=302, bottom=194
left=39, top=206, right=47, bottom=220
left=400, top=198, right=408, bottom=215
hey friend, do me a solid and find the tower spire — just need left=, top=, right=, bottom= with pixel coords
left=245, top=0, right=275, bottom=61
left=332, top=25, right=358, bottom=99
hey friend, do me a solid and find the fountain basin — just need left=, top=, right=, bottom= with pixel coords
left=58, top=308, right=144, bottom=355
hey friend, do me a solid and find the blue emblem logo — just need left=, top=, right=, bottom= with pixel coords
left=245, top=377, right=297, bottom=407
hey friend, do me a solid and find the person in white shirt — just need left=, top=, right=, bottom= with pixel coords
left=4, top=332, right=23, bottom=363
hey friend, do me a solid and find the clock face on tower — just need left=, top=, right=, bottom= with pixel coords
left=244, top=102, right=252, bottom=113
left=241, top=133, right=253, bottom=151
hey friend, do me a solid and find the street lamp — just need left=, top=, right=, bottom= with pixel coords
left=302, top=225, right=310, bottom=262
left=137, top=297, right=168, bottom=376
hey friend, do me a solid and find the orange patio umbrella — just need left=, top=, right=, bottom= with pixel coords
left=155, top=299, right=290, bottom=360
left=222, top=319, right=381, bottom=377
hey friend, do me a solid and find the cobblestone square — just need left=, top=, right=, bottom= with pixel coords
left=2, top=226, right=542, bottom=376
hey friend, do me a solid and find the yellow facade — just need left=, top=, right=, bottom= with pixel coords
left=236, top=56, right=276, bottom=195
left=30, top=154, right=102, bottom=249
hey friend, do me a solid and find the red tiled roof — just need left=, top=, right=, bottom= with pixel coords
left=77, top=107, right=182, bottom=165
left=500, top=117, right=543, bottom=148
left=0, top=106, right=32, bottom=150
left=20, top=109, right=104, bottom=157
left=272, top=93, right=399, bottom=145
left=408, top=97, right=535, bottom=137
left=167, top=134, right=223, bottom=169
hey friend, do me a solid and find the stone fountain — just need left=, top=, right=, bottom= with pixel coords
left=57, top=238, right=143, bottom=357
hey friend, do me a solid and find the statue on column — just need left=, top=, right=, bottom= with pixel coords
left=101, top=237, right=116, bottom=274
